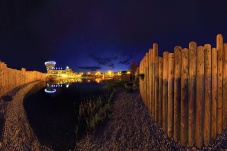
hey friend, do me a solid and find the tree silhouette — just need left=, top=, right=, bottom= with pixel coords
left=129, top=60, right=138, bottom=80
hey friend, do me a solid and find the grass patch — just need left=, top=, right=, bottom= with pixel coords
left=75, top=84, right=115, bottom=142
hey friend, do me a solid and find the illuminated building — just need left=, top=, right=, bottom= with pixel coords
left=45, top=61, right=80, bottom=81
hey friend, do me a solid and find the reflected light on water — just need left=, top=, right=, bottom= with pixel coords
left=44, top=88, right=56, bottom=93
left=44, top=78, right=103, bottom=94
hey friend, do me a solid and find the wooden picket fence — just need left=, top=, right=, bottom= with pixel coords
left=139, top=34, right=227, bottom=148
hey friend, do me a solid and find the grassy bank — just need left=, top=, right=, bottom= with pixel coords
left=75, top=80, right=129, bottom=142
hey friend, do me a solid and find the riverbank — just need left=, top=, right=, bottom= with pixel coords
left=76, top=87, right=227, bottom=150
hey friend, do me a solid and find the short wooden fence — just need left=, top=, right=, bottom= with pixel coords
left=0, top=61, right=46, bottom=97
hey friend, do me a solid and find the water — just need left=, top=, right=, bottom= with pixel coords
left=24, top=78, right=105, bottom=151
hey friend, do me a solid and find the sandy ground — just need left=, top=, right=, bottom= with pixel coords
left=76, top=88, right=227, bottom=151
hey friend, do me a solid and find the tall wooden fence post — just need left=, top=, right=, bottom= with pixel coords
left=149, top=49, right=153, bottom=113
left=154, top=44, right=159, bottom=122
left=217, top=34, right=223, bottom=134
left=188, top=42, right=197, bottom=146
left=163, top=51, right=169, bottom=132
left=149, top=49, right=154, bottom=115
left=142, top=58, right=145, bottom=103
left=152, top=49, right=155, bottom=117
left=174, top=46, right=181, bottom=142
left=181, top=48, right=189, bottom=146
left=204, top=44, right=212, bottom=145
left=168, top=53, right=174, bottom=138
left=211, top=48, right=217, bottom=140
left=223, top=43, right=227, bottom=129
left=158, top=57, right=163, bottom=127
left=196, top=46, right=205, bottom=148
left=145, top=53, right=149, bottom=108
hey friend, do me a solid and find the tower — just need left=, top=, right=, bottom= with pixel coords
left=44, top=61, right=56, bottom=73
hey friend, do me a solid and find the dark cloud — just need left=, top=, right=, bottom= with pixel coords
left=108, top=63, right=115, bottom=69
left=89, top=54, right=118, bottom=65
left=78, top=66, right=102, bottom=71
left=119, top=57, right=131, bottom=65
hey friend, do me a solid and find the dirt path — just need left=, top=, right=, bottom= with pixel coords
left=76, top=88, right=227, bottom=151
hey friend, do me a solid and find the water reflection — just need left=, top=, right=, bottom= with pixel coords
left=44, top=78, right=103, bottom=94
left=24, top=77, right=105, bottom=150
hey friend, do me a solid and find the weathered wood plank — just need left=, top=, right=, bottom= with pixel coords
left=188, top=42, right=197, bottom=146
left=211, top=48, right=217, bottom=140
left=173, top=46, right=181, bottom=142
left=217, top=34, right=223, bottom=134
left=195, top=46, right=205, bottom=148
left=154, top=43, right=159, bottom=122
left=204, top=44, right=212, bottom=146
left=148, top=49, right=153, bottom=113
left=168, top=53, right=174, bottom=138
left=181, top=48, right=189, bottom=146
left=158, top=57, right=163, bottom=127
left=163, top=51, right=169, bottom=132
left=223, top=43, right=227, bottom=130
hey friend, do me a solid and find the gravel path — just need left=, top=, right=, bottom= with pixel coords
left=76, top=88, right=227, bottom=151
left=0, top=81, right=52, bottom=151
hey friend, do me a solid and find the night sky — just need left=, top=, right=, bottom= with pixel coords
left=1, top=0, right=227, bottom=73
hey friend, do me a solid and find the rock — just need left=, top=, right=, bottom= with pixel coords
left=1, top=95, right=12, bottom=102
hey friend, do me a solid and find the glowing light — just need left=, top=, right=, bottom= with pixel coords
left=107, top=70, right=112, bottom=76
left=127, top=71, right=131, bottom=74
left=95, top=78, right=100, bottom=83
left=66, top=85, right=69, bottom=88
left=44, top=61, right=56, bottom=65
left=44, top=88, right=56, bottom=93
left=66, top=66, right=69, bottom=69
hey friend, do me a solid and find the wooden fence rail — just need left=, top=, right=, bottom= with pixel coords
left=0, top=61, right=46, bottom=97
left=139, top=34, right=227, bottom=148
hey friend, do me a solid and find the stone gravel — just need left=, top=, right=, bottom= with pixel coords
left=75, top=88, right=227, bottom=151
left=0, top=81, right=52, bottom=151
